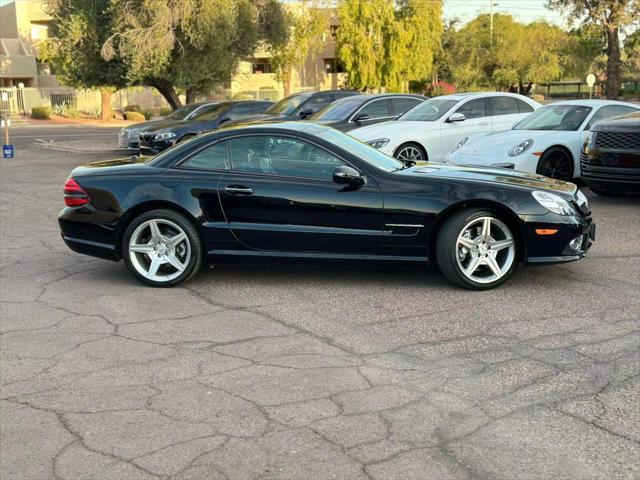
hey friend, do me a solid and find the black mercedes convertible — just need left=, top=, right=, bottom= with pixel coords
left=59, top=122, right=594, bottom=290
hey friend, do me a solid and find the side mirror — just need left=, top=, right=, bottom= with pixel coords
left=354, top=113, right=370, bottom=123
left=299, top=108, right=314, bottom=119
left=219, top=117, right=231, bottom=124
left=447, top=113, right=466, bottom=123
left=333, top=165, right=364, bottom=186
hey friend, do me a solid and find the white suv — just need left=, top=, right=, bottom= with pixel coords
left=349, top=92, right=541, bottom=163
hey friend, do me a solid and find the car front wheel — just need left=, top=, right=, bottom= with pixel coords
left=394, top=142, right=427, bottom=162
left=122, top=209, right=202, bottom=287
left=436, top=209, right=518, bottom=290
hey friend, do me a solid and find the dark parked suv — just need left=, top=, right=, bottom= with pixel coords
left=581, top=112, right=640, bottom=195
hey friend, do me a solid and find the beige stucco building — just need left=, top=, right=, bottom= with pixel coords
left=0, top=0, right=58, bottom=87
left=0, top=0, right=344, bottom=96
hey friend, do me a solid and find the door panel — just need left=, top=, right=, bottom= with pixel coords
left=439, top=98, right=491, bottom=159
left=218, top=135, right=384, bottom=254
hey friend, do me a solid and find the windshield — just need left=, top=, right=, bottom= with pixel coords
left=318, top=129, right=404, bottom=173
left=514, top=104, right=592, bottom=131
left=165, top=103, right=207, bottom=120
left=399, top=98, right=459, bottom=121
left=191, top=104, right=227, bottom=121
left=266, top=93, right=312, bottom=115
left=310, top=97, right=364, bottom=121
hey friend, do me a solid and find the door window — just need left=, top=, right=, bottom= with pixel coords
left=390, top=97, right=422, bottom=116
left=181, top=141, right=230, bottom=170
left=516, top=99, right=535, bottom=113
left=585, top=105, right=638, bottom=130
left=488, top=96, right=519, bottom=116
left=229, top=135, right=345, bottom=181
left=358, top=99, right=390, bottom=118
left=455, top=98, right=487, bottom=119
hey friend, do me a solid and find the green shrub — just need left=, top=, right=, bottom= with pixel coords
left=158, top=107, right=172, bottom=117
left=31, top=106, right=52, bottom=119
left=125, top=111, right=145, bottom=122
left=124, top=104, right=143, bottom=113
left=141, top=109, right=154, bottom=120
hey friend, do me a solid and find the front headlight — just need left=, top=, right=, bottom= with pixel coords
left=575, top=189, right=588, bottom=209
left=452, top=136, right=469, bottom=153
left=508, top=139, right=533, bottom=157
left=582, top=132, right=593, bottom=153
left=366, top=138, right=390, bottom=149
left=532, top=191, right=574, bottom=215
left=154, top=132, right=177, bottom=141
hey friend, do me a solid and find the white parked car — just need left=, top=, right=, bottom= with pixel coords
left=446, top=100, right=640, bottom=181
left=349, top=92, right=541, bottom=163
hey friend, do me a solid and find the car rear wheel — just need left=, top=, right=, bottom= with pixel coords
left=122, top=209, right=202, bottom=287
left=394, top=142, right=427, bottom=162
left=436, top=209, right=518, bottom=290
left=536, top=147, right=574, bottom=181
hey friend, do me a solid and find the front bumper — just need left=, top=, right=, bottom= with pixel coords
left=523, top=210, right=594, bottom=265
left=119, top=131, right=140, bottom=150
left=139, top=135, right=175, bottom=155
left=580, top=152, right=640, bottom=193
left=448, top=151, right=540, bottom=173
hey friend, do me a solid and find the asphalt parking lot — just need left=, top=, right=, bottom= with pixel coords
left=1, top=126, right=639, bottom=480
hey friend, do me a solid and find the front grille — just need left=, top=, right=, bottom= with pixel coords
left=594, top=131, right=640, bottom=151
left=580, top=152, right=589, bottom=169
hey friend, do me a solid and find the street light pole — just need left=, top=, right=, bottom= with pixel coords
left=490, top=1, right=498, bottom=46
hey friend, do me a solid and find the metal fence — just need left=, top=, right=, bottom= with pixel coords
left=0, top=86, right=294, bottom=116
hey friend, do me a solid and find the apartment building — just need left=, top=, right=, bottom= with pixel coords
left=0, top=0, right=58, bottom=87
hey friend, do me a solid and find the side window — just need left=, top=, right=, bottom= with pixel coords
left=390, top=97, right=422, bottom=116
left=487, top=96, right=519, bottom=116
left=358, top=99, right=390, bottom=118
left=585, top=105, right=638, bottom=130
left=455, top=98, right=487, bottom=119
left=302, top=95, right=335, bottom=114
left=516, top=99, right=535, bottom=113
left=225, top=103, right=259, bottom=120
left=181, top=141, right=229, bottom=170
left=229, top=135, right=345, bottom=181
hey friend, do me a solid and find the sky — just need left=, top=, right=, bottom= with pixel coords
left=0, top=0, right=567, bottom=26
left=443, top=0, right=563, bottom=26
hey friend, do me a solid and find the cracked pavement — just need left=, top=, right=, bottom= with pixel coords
left=1, top=130, right=639, bottom=479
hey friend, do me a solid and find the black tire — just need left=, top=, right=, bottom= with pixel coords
left=393, top=142, right=427, bottom=162
left=122, top=209, right=202, bottom=287
left=536, top=147, right=574, bottom=181
left=435, top=209, right=518, bottom=290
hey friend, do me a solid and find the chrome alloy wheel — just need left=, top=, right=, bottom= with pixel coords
left=128, top=219, right=191, bottom=283
left=396, top=145, right=424, bottom=161
left=455, top=217, right=515, bottom=284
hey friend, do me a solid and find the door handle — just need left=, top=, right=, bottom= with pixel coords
left=478, top=122, right=489, bottom=126
left=224, top=186, right=253, bottom=195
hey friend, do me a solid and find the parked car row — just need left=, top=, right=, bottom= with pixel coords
left=119, top=89, right=639, bottom=192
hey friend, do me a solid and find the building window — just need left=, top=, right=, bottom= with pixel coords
left=330, top=25, right=339, bottom=39
left=324, top=59, right=345, bottom=74
left=252, top=59, right=273, bottom=74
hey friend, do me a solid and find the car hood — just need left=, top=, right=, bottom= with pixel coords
left=395, top=162, right=577, bottom=196
left=142, top=120, right=215, bottom=134
left=351, top=120, right=435, bottom=141
left=125, top=118, right=171, bottom=132
left=458, top=129, right=573, bottom=157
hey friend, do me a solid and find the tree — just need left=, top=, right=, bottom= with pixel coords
left=336, top=0, right=442, bottom=92
left=41, top=0, right=128, bottom=120
left=269, top=1, right=327, bottom=97
left=562, top=24, right=606, bottom=80
left=103, top=0, right=288, bottom=108
left=448, top=14, right=566, bottom=93
left=547, top=0, right=640, bottom=99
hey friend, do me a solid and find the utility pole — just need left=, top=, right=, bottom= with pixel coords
left=490, top=1, right=498, bottom=46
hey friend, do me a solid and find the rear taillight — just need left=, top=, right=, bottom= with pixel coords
left=63, top=177, right=90, bottom=207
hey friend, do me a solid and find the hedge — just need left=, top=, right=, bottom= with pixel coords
left=124, top=111, right=145, bottom=122
left=31, top=106, right=52, bottom=119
